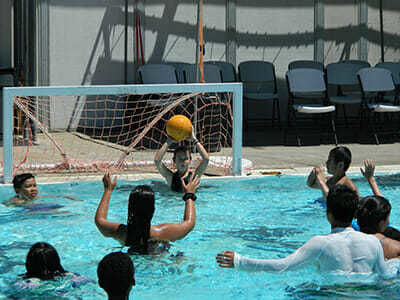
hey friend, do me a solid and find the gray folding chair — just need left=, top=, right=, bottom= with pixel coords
left=166, top=62, right=192, bottom=83
left=203, top=64, right=222, bottom=83
left=205, top=61, right=236, bottom=82
left=238, top=60, right=280, bottom=128
left=137, top=64, right=178, bottom=84
left=375, top=62, right=400, bottom=102
left=286, top=68, right=337, bottom=146
left=288, top=60, right=324, bottom=71
left=326, top=62, right=367, bottom=127
left=341, top=60, right=371, bottom=67
left=358, top=67, right=400, bottom=144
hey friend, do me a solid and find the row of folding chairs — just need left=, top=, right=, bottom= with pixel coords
left=137, top=61, right=236, bottom=84
left=137, top=60, right=400, bottom=145
left=286, top=62, right=400, bottom=145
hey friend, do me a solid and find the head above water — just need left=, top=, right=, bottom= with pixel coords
left=97, top=251, right=135, bottom=299
left=173, top=144, right=192, bottom=173
left=356, top=195, right=391, bottom=234
left=12, top=173, right=38, bottom=200
left=13, top=173, right=35, bottom=191
left=327, top=146, right=352, bottom=174
left=126, top=185, right=155, bottom=254
left=24, top=242, right=66, bottom=280
left=326, top=184, right=358, bottom=225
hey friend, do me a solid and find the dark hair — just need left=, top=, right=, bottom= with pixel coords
left=24, top=242, right=66, bottom=280
left=329, top=146, right=352, bottom=171
left=97, top=252, right=134, bottom=297
left=327, top=185, right=358, bottom=224
left=173, top=144, right=191, bottom=162
left=126, top=185, right=155, bottom=254
left=13, top=173, right=35, bottom=191
left=384, top=226, right=400, bottom=242
left=356, top=195, right=391, bottom=234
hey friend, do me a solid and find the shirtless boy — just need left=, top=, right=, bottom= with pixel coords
left=307, top=146, right=359, bottom=199
left=6, top=173, right=38, bottom=206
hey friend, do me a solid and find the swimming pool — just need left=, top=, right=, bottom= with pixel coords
left=1, top=173, right=400, bottom=299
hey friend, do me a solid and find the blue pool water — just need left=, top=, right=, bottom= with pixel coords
left=1, top=173, right=400, bottom=299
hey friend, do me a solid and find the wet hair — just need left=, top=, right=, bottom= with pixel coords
left=356, top=195, right=391, bottom=234
left=326, top=184, right=358, bottom=224
left=97, top=252, right=135, bottom=297
left=329, top=146, right=352, bottom=171
left=384, top=226, right=400, bottom=242
left=173, top=144, right=191, bottom=162
left=23, top=242, right=66, bottom=280
left=126, top=185, right=155, bottom=254
left=13, top=173, right=35, bottom=191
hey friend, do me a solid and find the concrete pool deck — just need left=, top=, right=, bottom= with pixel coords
left=3, top=124, right=400, bottom=183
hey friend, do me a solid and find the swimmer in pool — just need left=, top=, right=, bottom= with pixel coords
left=356, top=195, right=400, bottom=259
left=4, top=173, right=81, bottom=207
left=97, top=252, right=135, bottom=300
left=6, top=173, right=39, bottom=206
left=154, top=127, right=209, bottom=192
left=95, top=171, right=199, bottom=254
left=359, top=159, right=400, bottom=242
left=18, top=242, right=90, bottom=289
left=217, top=185, right=399, bottom=278
left=307, top=146, right=359, bottom=199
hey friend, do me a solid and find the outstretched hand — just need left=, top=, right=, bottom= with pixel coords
left=361, top=159, right=375, bottom=179
left=216, top=251, right=235, bottom=268
left=182, top=173, right=200, bottom=194
left=103, top=171, right=117, bottom=192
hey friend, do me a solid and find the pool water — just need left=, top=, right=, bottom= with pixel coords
left=1, top=173, right=400, bottom=299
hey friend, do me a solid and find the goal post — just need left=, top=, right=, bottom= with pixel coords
left=2, top=83, right=243, bottom=183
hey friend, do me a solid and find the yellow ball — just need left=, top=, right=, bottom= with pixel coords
left=166, top=115, right=192, bottom=141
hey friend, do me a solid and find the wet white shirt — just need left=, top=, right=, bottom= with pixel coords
left=234, top=227, right=400, bottom=279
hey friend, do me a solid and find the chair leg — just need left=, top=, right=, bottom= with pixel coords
left=271, top=100, right=276, bottom=128
left=330, top=113, right=338, bottom=145
left=293, top=112, right=301, bottom=146
left=343, top=105, right=348, bottom=128
left=276, top=99, right=281, bottom=129
left=370, top=111, right=380, bottom=145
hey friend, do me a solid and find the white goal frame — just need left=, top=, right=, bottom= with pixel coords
left=2, top=83, right=243, bottom=183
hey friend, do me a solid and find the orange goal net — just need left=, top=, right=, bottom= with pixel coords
left=5, top=84, right=242, bottom=179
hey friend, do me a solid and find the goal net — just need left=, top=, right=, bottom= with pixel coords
left=2, top=83, right=243, bottom=182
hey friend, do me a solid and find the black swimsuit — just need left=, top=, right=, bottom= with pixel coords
left=171, top=171, right=192, bottom=192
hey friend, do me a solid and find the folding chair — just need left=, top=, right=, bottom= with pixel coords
left=358, top=67, right=400, bottom=144
left=375, top=62, right=400, bottom=102
left=288, top=60, right=324, bottom=71
left=285, top=68, right=338, bottom=146
left=341, top=60, right=371, bottom=67
left=238, top=60, right=280, bottom=128
left=137, top=64, right=178, bottom=84
left=166, top=62, right=192, bottom=83
left=326, top=62, right=367, bottom=127
left=205, top=61, right=237, bottom=82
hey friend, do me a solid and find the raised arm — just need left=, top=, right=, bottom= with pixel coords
left=188, top=128, right=209, bottom=178
left=154, top=137, right=176, bottom=185
left=314, top=165, right=329, bottom=199
left=150, top=174, right=200, bottom=242
left=94, top=172, right=125, bottom=243
left=361, top=159, right=382, bottom=197
left=307, top=166, right=326, bottom=190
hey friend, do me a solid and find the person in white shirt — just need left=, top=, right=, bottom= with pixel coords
left=216, top=185, right=400, bottom=279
